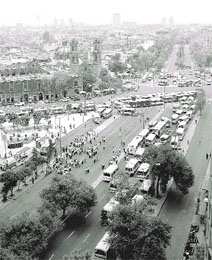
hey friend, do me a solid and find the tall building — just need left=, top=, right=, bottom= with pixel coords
left=112, top=13, right=121, bottom=27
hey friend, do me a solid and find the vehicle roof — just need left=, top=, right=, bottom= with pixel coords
left=126, top=158, right=139, bottom=168
left=104, top=164, right=118, bottom=174
left=138, top=163, right=150, bottom=172
left=103, top=197, right=119, bottom=212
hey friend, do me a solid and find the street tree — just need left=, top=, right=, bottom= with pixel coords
left=108, top=204, right=171, bottom=260
left=0, top=170, right=18, bottom=197
left=0, top=213, right=49, bottom=258
left=0, top=246, right=16, bottom=260
left=143, top=145, right=194, bottom=197
left=108, top=53, right=126, bottom=75
left=40, top=175, right=97, bottom=217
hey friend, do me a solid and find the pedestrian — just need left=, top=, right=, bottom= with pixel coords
left=187, top=140, right=189, bottom=145
left=206, top=153, right=209, bottom=160
left=210, top=153, right=212, bottom=158
left=195, top=119, right=197, bottom=124
left=103, top=146, right=105, bottom=150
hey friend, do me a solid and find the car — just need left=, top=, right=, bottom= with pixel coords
left=14, top=102, right=25, bottom=107
left=93, top=117, right=102, bottom=124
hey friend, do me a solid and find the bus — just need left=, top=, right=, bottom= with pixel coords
left=125, top=158, right=140, bottom=176
left=101, top=197, right=120, bottom=226
left=94, top=232, right=116, bottom=259
left=152, top=120, right=167, bottom=136
left=109, top=174, right=127, bottom=193
left=120, top=107, right=136, bottom=116
left=127, top=136, right=144, bottom=155
left=101, top=108, right=113, bottom=119
left=136, top=163, right=150, bottom=180
left=103, top=164, right=118, bottom=182
left=145, top=133, right=156, bottom=146
left=49, top=106, right=65, bottom=115
left=138, top=128, right=149, bottom=139
left=80, top=102, right=96, bottom=112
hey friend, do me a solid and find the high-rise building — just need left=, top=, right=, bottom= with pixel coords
left=112, top=13, right=121, bottom=27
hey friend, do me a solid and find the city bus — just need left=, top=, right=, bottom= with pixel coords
left=101, top=108, right=113, bottom=119
left=152, top=120, right=167, bottom=136
left=94, top=232, right=116, bottom=259
left=127, top=136, right=144, bottom=155
left=138, top=128, right=149, bottom=139
left=49, top=106, right=65, bottom=115
left=125, top=158, right=140, bottom=176
left=145, top=133, right=157, bottom=146
left=103, top=164, right=118, bottom=182
left=101, top=197, right=120, bottom=226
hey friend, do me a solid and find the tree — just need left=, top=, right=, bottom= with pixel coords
left=40, top=175, right=97, bottom=217
left=108, top=53, right=126, bottom=75
left=46, top=139, right=55, bottom=162
left=108, top=204, right=171, bottom=260
left=0, top=170, right=18, bottom=197
left=80, top=62, right=96, bottom=92
left=0, top=246, right=16, bottom=260
left=0, top=213, right=49, bottom=258
left=143, top=145, right=194, bottom=197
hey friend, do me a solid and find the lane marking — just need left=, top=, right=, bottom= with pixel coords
left=82, top=233, right=90, bottom=243
left=49, top=254, right=54, bottom=260
left=66, top=231, right=75, bottom=240
left=85, top=211, right=92, bottom=218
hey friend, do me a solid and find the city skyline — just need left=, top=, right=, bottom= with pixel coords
left=1, top=0, right=212, bottom=26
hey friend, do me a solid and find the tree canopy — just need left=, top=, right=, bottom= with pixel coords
left=108, top=204, right=171, bottom=260
left=40, top=175, right=97, bottom=216
left=143, top=145, right=194, bottom=197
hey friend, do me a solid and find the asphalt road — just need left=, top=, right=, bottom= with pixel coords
left=159, top=102, right=212, bottom=260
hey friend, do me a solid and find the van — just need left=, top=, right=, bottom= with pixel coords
left=139, top=179, right=152, bottom=194
left=176, top=109, right=183, bottom=115
left=171, top=114, right=179, bottom=124
left=176, top=127, right=185, bottom=141
left=178, top=121, right=187, bottom=130
left=170, top=136, right=179, bottom=150
left=125, top=158, right=140, bottom=176
left=103, top=164, right=118, bottom=182
left=136, top=163, right=150, bottom=180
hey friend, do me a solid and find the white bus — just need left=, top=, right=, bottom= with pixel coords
left=145, top=133, right=157, bottom=146
left=127, top=136, right=144, bottom=155
left=136, top=163, right=150, bottom=180
left=135, top=147, right=145, bottom=159
left=94, top=232, right=116, bottom=259
left=103, top=164, right=118, bottom=182
left=49, top=106, right=65, bottom=114
left=101, top=197, right=120, bottom=226
left=170, top=136, right=179, bottom=150
left=148, top=120, right=157, bottom=130
left=138, top=128, right=149, bottom=138
left=125, top=158, right=140, bottom=176
left=160, top=134, right=170, bottom=144
left=139, top=179, right=152, bottom=194
left=152, top=120, right=167, bottom=136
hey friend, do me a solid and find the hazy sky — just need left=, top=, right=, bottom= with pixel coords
left=1, top=0, right=212, bottom=25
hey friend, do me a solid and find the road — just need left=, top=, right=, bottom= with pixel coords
left=159, top=102, right=212, bottom=260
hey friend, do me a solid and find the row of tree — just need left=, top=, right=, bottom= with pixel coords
left=106, top=145, right=194, bottom=260
left=0, top=148, right=47, bottom=201
left=0, top=174, right=97, bottom=259
left=108, top=204, right=171, bottom=260
left=143, top=145, right=194, bottom=197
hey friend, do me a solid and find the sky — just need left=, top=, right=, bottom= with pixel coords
left=1, top=0, right=212, bottom=26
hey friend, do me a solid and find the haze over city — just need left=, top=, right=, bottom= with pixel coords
left=1, top=0, right=212, bottom=25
